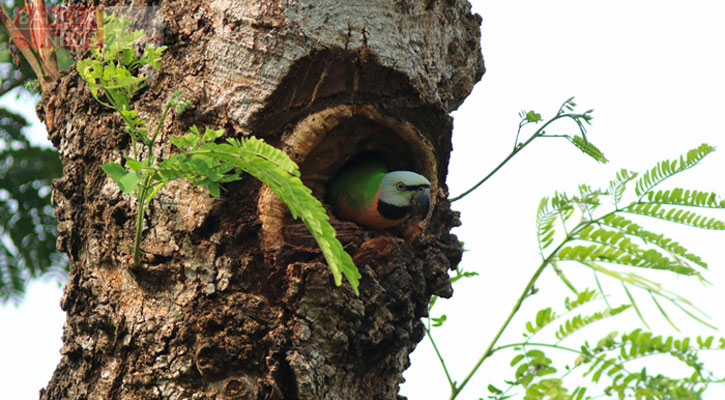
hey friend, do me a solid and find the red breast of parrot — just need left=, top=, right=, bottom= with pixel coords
left=326, top=156, right=431, bottom=229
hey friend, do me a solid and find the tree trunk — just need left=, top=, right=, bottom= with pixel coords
left=40, top=1, right=483, bottom=399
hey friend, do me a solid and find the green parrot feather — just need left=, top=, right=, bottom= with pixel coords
left=326, top=157, right=387, bottom=211
left=326, top=155, right=431, bottom=229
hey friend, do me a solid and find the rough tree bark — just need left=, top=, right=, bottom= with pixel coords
left=40, top=0, right=483, bottom=399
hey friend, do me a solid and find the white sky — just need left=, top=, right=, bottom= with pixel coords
left=2, top=1, right=725, bottom=399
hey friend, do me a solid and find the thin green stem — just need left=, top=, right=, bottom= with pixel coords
left=513, top=119, right=528, bottom=150
left=129, top=99, right=175, bottom=266
left=449, top=140, right=527, bottom=203
left=425, top=327, right=456, bottom=391
left=449, top=251, right=555, bottom=399
left=491, top=341, right=581, bottom=355
left=593, top=269, right=611, bottom=308
left=450, top=113, right=579, bottom=203
left=148, top=101, right=173, bottom=159
left=132, top=183, right=148, bottom=266
left=449, top=213, right=604, bottom=399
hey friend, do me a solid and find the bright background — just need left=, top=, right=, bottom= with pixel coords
left=2, top=1, right=725, bottom=399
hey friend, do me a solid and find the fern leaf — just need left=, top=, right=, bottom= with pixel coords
left=231, top=136, right=300, bottom=176
left=625, top=203, right=725, bottom=230
left=201, top=139, right=361, bottom=294
left=536, top=197, right=558, bottom=252
left=555, top=304, right=630, bottom=341
left=567, top=135, right=608, bottom=163
left=607, top=169, right=637, bottom=205
left=561, top=226, right=697, bottom=276
left=579, top=261, right=672, bottom=297
left=524, top=307, right=557, bottom=337
left=669, top=300, right=717, bottom=330
left=600, top=213, right=707, bottom=268
left=634, top=144, right=715, bottom=197
left=645, top=188, right=725, bottom=208
left=564, top=288, right=599, bottom=310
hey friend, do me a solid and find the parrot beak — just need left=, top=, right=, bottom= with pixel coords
left=410, top=187, right=431, bottom=218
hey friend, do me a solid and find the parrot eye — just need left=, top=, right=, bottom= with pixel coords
left=396, top=182, right=405, bottom=191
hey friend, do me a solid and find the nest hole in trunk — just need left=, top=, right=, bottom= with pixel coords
left=257, top=103, right=437, bottom=252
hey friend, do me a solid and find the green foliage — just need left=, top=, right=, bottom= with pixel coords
left=520, top=110, right=543, bottom=123
left=520, top=289, right=632, bottom=342
left=481, top=145, right=725, bottom=398
left=427, top=103, right=725, bottom=400
left=555, top=304, right=630, bottom=341
left=536, top=197, right=559, bottom=252
left=0, top=108, right=65, bottom=302
left=524, top=307, right=556, bottom=337
left=572, top=328, right=725, bottom=399
left=633, top=144, right=715, bottom=198
left=567, top=135, right=608, bottom=163
left=487, top=292, right=724, bottom=400
left=0, top=1, right=67, bottom=303
left=533, top=144, right=724, bottom=328
left=451, top=98, right=606, bottom=202
left=607, top=169, right=637, bottom=207
left=167, top=129, right=361, bottom=291
left=551, top=98, right=606, bottom=164
left=78, top=13, right=360, bottom=293
left=76, top=12, right=166, bottom=149
left=625, top=202, right=725, bottom=230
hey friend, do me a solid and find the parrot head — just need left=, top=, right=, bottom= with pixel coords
left=377, top=171, right=431, bottom=223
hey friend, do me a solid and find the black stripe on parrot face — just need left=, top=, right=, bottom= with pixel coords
left=404, top=183, right=431, bottom=191
left=378, top=200, right=410, bottom=220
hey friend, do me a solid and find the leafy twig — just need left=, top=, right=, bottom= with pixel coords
left=450, top=98, right=605, bottom=203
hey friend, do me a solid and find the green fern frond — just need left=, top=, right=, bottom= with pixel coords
left=555, top=304, right=630, bottom=341
left=607, top=169, right=637, bottom=205
left=600, top=214, right=707, bottom=268
left=644, top=188, right=725, bottom=208
left=510, top=349, right=557, bottom=388
left=579, top=261, right=674, bottom=294
left=536, top=197, right=558, bottom=252
left=524, top=307, right=557, bottom=337
left=560, top=225, right=697, bottom=276
left=564, top=288, right=598, bottom=310
left=580, top=329, right=721, bottom=399
left=567, top=135, right=608, bottom=163
left=199, top=138, right=361, bottom=294
left=231, top=136, right=300, bottom=176
left=670, top=299, right=717, bottom=330
left=634, top=144, right=715, bottom=197
left=625, top=203, right=725, bottom=230
left=551, top=191, right=575, bottom=212
left=571, top=185, right=605, bottom=216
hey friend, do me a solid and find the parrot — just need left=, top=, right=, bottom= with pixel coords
left=326, top=156, right=431, bottom=229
